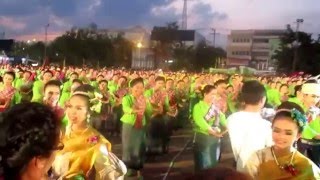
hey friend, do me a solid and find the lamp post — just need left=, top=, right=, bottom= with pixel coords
left=137, top=42, right=142, bottom=69
left=44, top=24, right=49, bottom=65
left=292, top=18, right=303, bottom=73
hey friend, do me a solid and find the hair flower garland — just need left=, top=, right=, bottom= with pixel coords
left=291, top=108, right=307, bottom=128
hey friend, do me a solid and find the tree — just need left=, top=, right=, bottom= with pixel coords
left=170, top=46, right=194, bottom=71
left=190, top=40, right=226, bottom=71
left=11, top=41, right=45, bottom=61
left=274, top=26, right=320, bottom=75
left=38, top=24, right=133, bottom=68
left=151, top=21, right=180, bottom=69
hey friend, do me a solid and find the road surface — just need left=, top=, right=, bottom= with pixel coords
left=107, top=126, right=235, bottom=180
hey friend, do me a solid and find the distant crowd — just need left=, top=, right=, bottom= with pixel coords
left=0, top=63, right=319, bottom=179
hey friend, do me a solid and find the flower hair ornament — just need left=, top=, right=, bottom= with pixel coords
left=276, top=108, right=307, bottom=129
left=71, top=91, right=103, bottom=113
left=271, top=108, right=307, bottom=176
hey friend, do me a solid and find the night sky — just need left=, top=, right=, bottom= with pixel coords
left=0, top=0, right=319, bottom=47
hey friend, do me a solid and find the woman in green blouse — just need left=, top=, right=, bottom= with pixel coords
left=192, top=85, right=228, bottom=171
left=121, top=77, right=147, bottom=179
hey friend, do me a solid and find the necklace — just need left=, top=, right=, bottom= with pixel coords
left=68, top=125, right=89, bottom=138
left=271, top=147, right=299, bottom=176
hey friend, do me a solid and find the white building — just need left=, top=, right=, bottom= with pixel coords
left=226, top=29, right=284, bottom=70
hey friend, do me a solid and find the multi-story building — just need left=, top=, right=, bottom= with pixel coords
left=226, top=29, right=284, bottom=70
left=98, top=26, right=154, bottom=69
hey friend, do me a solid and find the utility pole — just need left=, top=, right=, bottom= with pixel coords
left=44, top=24, right=49, bottom=65
left=292, top=18, right=303, bottom=73
left=181, top=0, right=188, bottom=30
left=210, top=28, right=216, bottom=47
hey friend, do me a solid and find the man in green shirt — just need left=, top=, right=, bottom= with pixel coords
left=298, top=80, right=320, bottom=167
left=14, top=70, right=33, bottom=104
left=31, top=70, right=53, bottom=103
left=144, top=76, right=170, bottom=154
left=59, top=72, right=79, bottom=107
left=288, top=85, right=305, bottom=111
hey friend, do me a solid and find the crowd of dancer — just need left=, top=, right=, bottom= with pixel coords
left=0, top=63, right=319, bottom=179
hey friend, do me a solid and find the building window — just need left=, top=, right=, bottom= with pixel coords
left=252, top=51, right=269, bottom=56
left=232, top=51, right=250, bottom=56
left=232, top=38, right=251, bottom=43
left=253, top=39, right=269, bottom=43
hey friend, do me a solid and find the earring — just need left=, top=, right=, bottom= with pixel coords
left=87, top=114, right=91, bottom=122
left=293, top=141, right=298, bottom=148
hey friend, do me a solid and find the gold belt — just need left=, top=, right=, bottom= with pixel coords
left=301, top=139, right=320, bottom=146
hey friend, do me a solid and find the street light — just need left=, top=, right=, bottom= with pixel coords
left=137, top=42, right=142, bottom=48
left=137, top=42, right=142, bottom=68
left=292, top=18, right=303, bottom=72
left=44, top=24, right=50, bottom=65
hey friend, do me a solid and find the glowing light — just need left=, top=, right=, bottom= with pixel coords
left=31, top=63, right=39, bottom=67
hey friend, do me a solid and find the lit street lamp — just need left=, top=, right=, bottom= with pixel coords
left=137, top=42, right=142, bottom=48
left=137, top=42, right=142, bottom=68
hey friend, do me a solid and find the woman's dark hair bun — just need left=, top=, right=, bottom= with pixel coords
left=0, top=103, right=60, bottom=179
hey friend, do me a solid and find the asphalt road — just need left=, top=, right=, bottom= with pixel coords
left=107, top=127, right=235, bottom=180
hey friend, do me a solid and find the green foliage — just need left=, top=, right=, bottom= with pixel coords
left=170, top=40, right=226, bottom=72
left=274, top=26, right=320, bottom=75
left=13, top=23, right=133, bottom=68
left=11, top=41, right=45, bottom=60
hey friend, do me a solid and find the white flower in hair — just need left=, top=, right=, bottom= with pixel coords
left=307, top=74, right=320, bottom=83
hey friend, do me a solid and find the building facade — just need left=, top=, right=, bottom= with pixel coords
left=226, top=29, right=284, bottom=70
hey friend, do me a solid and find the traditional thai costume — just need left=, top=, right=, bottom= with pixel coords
left=0, top=85, right=16, bottom=112
left=52, top=126, right=126, bottom=179
left=192, top=100, right=227, bottom=171
left=166, top=88, right=178, bottom=139
left=59, top=80, right=72, bottom=107
left=113, top=87, right=128, bottom=136
left=298, top=83, right=320, bottom=167
left=14, top=78, right=33, bottom=104
left=245, top=147, right=320, bottom=180
left=299, top=108, right=320, bottom=167
left=97, top=89, right=115, bottom=137
left=175, top=88, right=189, bottom=129
left=121, top=94, right=147, bottom=172
left=31, top=80, right=44, bottom=103
left=145, top=88, right=170, bottom=155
